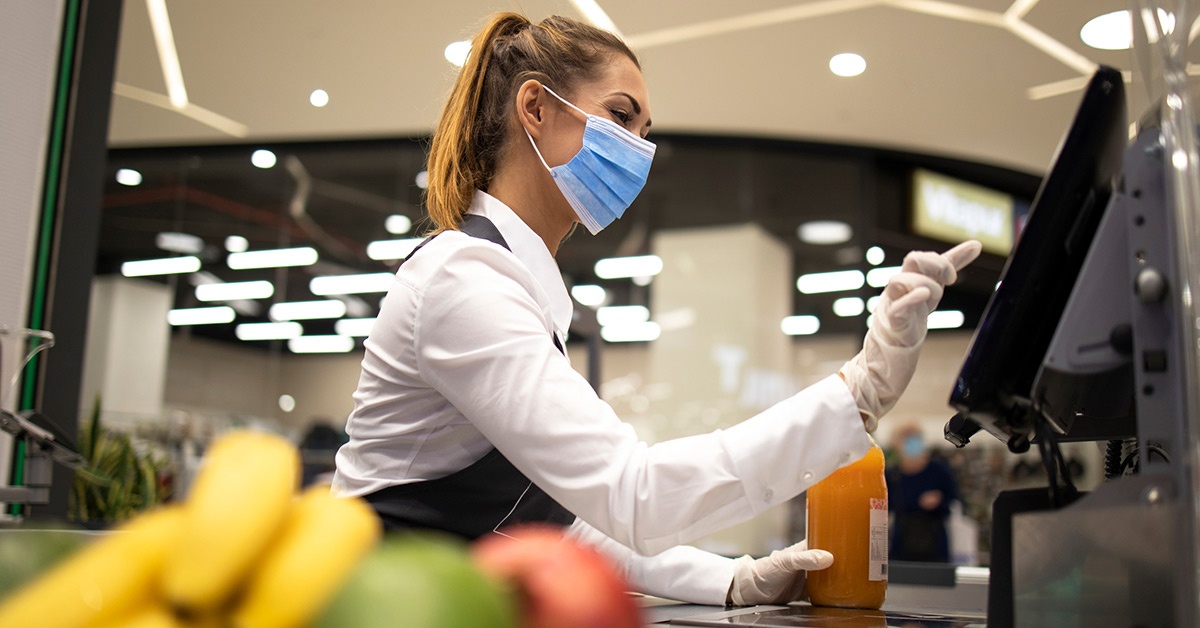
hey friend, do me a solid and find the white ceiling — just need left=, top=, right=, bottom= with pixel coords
left=108, top=0, right=1194, bottom=175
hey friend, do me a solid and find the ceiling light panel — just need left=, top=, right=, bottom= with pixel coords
left=594, top=255, right=663, bottom=279
left=121, top=256, right=201, bottom=278
left=289, top=335, right=356, bottom=353
left=167, top=306, right=235, bottom=326
left=310, top=273, right=395, bottom=296
left=269, top=300, right=348, bottom=321
left=227, top=246, right=318, bottom=270
left=781, top=315, right=820, bottom=336
left=235, top=321, right=303, bottom=341
left=195, top=280, right=274, bottom=302
left=796, top=270, right=864, bottom=294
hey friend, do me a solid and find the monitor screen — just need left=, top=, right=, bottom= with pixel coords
left=947, top=66, right=1127, bottom=452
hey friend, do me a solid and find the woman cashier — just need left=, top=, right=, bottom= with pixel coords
left=332, top=12, right=982, bottom=606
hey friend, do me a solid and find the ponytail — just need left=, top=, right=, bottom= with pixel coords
left=424, top=12, right=638, bottom=231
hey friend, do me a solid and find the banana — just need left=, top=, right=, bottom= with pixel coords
left=163, top=430, right=300, bottom=616
left=89, top=601, right=185, bottom=628
left=0, top=505, right=184, bottom=628
left=230, top=485, right=382, bottom=628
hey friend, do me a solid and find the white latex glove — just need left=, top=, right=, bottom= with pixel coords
left=728, top=540, right=834, bottom=606
left=840, top=241, right=983, bottom=430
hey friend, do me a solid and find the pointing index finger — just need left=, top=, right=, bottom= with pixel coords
left=942, top=240, right=983, bottom=272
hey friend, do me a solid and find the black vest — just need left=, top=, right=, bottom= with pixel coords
left=363, top=214, right=576, bottom=539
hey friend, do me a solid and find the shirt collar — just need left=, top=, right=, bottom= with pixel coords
left=467, top=191, right=574, bottom=337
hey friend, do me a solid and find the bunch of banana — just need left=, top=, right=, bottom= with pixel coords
left=0, top=429, right=382, bottom=628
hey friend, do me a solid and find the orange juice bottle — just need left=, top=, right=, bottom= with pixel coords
left=805, top=442, right=888, bottom=609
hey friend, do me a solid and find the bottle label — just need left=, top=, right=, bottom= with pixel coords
left=869, top=497, right=888, bottom=581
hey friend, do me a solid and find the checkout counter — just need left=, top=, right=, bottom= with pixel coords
left=641, top=563, right=988, bottom=626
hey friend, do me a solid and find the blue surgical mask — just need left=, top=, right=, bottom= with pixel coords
left=902, top=435, right=924, bottom=458
left=524, top=85, right=655, bottom=234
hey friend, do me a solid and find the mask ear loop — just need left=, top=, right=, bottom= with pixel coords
left=523, top=83, right=587, bottom=174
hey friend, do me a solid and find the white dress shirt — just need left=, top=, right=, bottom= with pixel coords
left=332, top=190, right=872, bottom=604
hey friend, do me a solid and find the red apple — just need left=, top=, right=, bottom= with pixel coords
left=471, top=524, right=642, bottom=628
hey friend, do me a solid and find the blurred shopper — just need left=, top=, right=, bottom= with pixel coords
left=887, top=423, right=961, bottom=562
left=332, top=11, right=982, bottom=606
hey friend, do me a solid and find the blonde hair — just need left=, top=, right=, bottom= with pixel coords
left=424, top=13, right=638, bottom=231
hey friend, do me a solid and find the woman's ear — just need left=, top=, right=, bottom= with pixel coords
left=515, top=79, right=545, bottom=140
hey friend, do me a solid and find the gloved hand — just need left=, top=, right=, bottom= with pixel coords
left=840, top=241, right=983, bottom=430
left=728, top=540, right=834, bottom=606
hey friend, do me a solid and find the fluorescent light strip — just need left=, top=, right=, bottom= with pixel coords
left=625, top=0, right=881, bottom=49
left=145, top=0, right=188, bottom=108
left=594, top=255, right=663, bottom=279
left=121, top=256, right=201, bottom=277
left=600, top=321, right=661, bottom=343
left=289, top=335, right=356, bottom=354
left=111, top=82, right=249, bottom=137
left=833, top=297, right=866, bottom=317
left=269, top=300, right=347, bottom=322
left=866, top=295, right=882, bottom=312
left=796, top=270, right=864, bottom=294
left=597, top=305, right=650, bottom=327
left=866, top=266, right=901, bottom=288
left=167, top=306, right=235, bottom=326
left=227, top=247, right=318, bottom=270
left=1005, top=18, right=1097, bottom=75
left=310, top=273, right=394, bottom=296
left=335, top=318, right=377, bottom=337
left=928, top=310, right=966, bottom=329
left=195, top=280, right=274, bottom=302
left=571, top=284, right=607, bottom=307
left=781, top=315, right=820, bottom=336
left=236, top=322, right=303, bottom=341
left=366, top=238, right=424, bottom=261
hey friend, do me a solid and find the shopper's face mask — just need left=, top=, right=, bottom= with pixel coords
left=902, top=435, right=924, bottom=458
left=524, top=84, right=655, bottom=235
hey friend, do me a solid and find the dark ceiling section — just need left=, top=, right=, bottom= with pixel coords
left=100, top=134, right=1040, bottom=349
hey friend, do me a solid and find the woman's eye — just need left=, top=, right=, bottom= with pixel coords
left=609, top=108, right=631, bottom=124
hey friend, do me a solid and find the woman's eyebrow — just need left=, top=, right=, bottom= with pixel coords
left=610, top=91, right=642, bottom=115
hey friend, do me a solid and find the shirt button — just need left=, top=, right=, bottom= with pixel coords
left=802, top=471, right=814, bottom=482
left=763, top=489, right=774, bottom=502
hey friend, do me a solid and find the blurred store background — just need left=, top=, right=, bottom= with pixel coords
left=8, top=0, right=1194, bottom=562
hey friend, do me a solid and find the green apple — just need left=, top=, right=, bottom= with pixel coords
left=313, top=531, right=516, bottom=628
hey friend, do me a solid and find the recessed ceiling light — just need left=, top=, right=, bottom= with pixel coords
left=225, top=235, right=249, bottom=253
left=251, top=149, right=277, bottom=169
left=279, top=394, right=296, bottom=413
left=115, top=168, right=142, bottom=186
left=415, top=170, right=429, bottom=189
left=829, top=53, right=866, bottom=77
left=385, top=214, right=413, bottom=235
left=444, top=40, right=471, bottom=67
left=1080, top=10, right=1131, bottom=50
left=797, top=220, right=853, bottom=244
left=309, top=89, right=329, bottom=107
left=865, top=246, right=885, bottom=266
left=1081, top=9, right=1175, bottom=50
